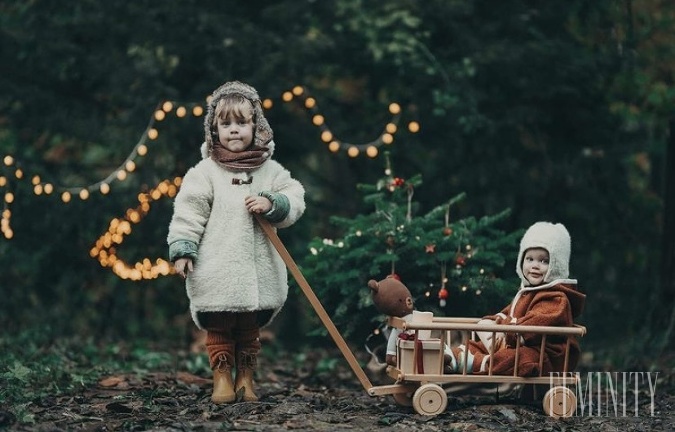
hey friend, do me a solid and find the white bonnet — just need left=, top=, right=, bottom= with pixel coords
left=515, top=222, right=571, bottom=285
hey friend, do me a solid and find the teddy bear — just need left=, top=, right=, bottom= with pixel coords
left=367, top=275, right=415, bottom=366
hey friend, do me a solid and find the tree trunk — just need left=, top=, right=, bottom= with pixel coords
left=656, top=118, right=675, bottom=355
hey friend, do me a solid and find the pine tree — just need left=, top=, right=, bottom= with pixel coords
left=299, top=154, right=523, bottom=346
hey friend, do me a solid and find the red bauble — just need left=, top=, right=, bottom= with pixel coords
left=438, top=287, right=449, bottom=307
left=443, top=227, right=453, bottom=236
left=455, top=254, right=466, bottom=266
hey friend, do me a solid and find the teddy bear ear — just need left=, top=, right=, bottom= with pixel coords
left=367, top=279, right=379, bottom=293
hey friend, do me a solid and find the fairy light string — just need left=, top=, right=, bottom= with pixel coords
left=1, top=85, right=421, bottom=281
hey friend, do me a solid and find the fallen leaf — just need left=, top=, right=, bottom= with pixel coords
left=98, top=376, right=126, bottom=388
left=105, top=402, right=132, bottom=414
left=175, top=371, right=211, bottom=386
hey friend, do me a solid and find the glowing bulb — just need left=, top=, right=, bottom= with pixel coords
left=312, top=115, right=324, bottom=126
left=320, top=131, right=333, bottom=142
left=33, top=185, right=43, bottom=195
left=192, top=106, right=204, bottom=116
left=162, top=101, right=173, bottom=112
left=262, top=99, right=273, bottom=109
left=292, top=86, right=304, bottom=96
left=3, top=155, right=14, bottom=166
left=116, top=170, right=127, bottom=181
left=408, top=121, right=420, bottom=133
left=125, top=161, right=136, bottom=172
left=388, top=103, right=401, bottom=115
left=328, top=141, right=340, bottom=152
left=62, top=191, right=72, bottom=203
left=137, top=144, right=148, bottom=156
left=31, top=175, right=41, bottom=185
left=154, top=110, right=166, bottom=121
left=14, top=169, right=23, bottom=179
left=79, top=189, right=90, bottom=200
left=147, top=128, right=159, bottom=140
left=0, top=176, right=6, bottom=186
left=4, top=192, right=14, bottom=203
left=100, top=183, right=110, bottom=194
left=176, top=106, right=187, bottom=117
left=282, top=91, right=293, bottom=102
left=366, top=146, right=378, bottom=158
left=304, top=97, right=316, bottom=109
left=382, top=133, right=394, bottom=144
left=385, top=123, right=397, bottom=134
left=347, top=147, right=359, bottom=158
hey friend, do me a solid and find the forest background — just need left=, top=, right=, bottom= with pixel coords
left=1, top=0, right=673, bottom=372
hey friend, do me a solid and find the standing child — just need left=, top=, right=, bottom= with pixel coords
left=167, top=81, right=305, bottom=403
left=445, top=222, right=585, bottom=376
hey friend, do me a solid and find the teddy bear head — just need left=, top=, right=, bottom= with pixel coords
left=367, top=275, right=414, bottom=318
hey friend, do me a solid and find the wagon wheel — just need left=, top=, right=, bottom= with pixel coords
left=543, top=386, right=576, bottom=418
left=392, top=390, right=414, bottom=407
left=412, top=383, right=448, bottom=416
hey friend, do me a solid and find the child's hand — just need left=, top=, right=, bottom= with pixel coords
left=245, top=196, right=272, bottom=214
left=175, top=258, right=193, bottom=279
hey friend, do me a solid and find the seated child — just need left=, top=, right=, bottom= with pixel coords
left=445, top=221, right=586, bottom=376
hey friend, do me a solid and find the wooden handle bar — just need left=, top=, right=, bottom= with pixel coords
left=254, top=214, right=373, bottom=392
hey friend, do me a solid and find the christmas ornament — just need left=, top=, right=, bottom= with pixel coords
left=438, top=287, right=449, bottom=307
left=443, top=227, right=453, bottom=236
left=455, top=254, right=466, bottom=266
left=425, top=244, right=436, bottom=254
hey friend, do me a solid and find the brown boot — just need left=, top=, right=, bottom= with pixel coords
left=235, top=352, right=258, bottom=402
left=212, top=354, right=236, bottom=404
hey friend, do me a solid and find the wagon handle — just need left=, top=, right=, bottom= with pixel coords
left=254, top=214, right=374, bottom=392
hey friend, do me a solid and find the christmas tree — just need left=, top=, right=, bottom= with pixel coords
left=299, top=154, right=523, bottom=347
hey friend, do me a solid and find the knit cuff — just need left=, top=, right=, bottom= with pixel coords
left=169, top=240, right=198, bottom=262
left=258, top=191, right=290, bottom=223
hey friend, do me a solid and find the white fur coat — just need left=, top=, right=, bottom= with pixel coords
left=167, top=157, right=305, bottom=329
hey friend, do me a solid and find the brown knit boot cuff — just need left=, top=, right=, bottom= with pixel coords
left=207, top=345, right=234, bottom=370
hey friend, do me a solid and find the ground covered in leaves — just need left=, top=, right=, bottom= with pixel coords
left=2, top=340, right=674, bottom=432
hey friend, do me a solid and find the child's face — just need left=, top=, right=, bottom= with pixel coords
left=522, top=248, right=549, bottom=286
left=217, top=114, right=254, bottom=152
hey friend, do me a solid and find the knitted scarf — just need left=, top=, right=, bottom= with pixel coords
left=211, top=142, right=270, bottom=170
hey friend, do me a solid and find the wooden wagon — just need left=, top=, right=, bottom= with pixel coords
left=256, top=215, right=586, bottom=418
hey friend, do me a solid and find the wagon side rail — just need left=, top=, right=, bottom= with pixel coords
left=389, top=317, right=586, bottom=382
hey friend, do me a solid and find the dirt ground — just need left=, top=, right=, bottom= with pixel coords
left=2, top=347, right=673, bottom=432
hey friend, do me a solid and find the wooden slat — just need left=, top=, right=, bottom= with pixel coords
left=538, top=335, right=547, bottom=377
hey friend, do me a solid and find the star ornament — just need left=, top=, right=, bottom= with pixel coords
left=425, top=244, right=436, bottom=254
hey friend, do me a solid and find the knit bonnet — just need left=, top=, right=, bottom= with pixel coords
left=515, top=222, right=571, bottom=286
left=201, top=81, right=275, bottom=161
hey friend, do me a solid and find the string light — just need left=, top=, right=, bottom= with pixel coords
left=276, top=85, right=420, bottom=158
left=90, top=178, right=179, bottom=280
left=1, top=84, right=423, bottom=279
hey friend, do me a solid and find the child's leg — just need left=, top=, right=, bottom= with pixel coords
left=490, top=346, right=550, bottom=376
left=444, top=340, right=489, bottom=374
left=201, top=311, right=236, bottom=403
left=233, top=311, right=262, bottom=402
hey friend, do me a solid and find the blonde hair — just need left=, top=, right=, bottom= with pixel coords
left=212, top=94, right=255, bottom=128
